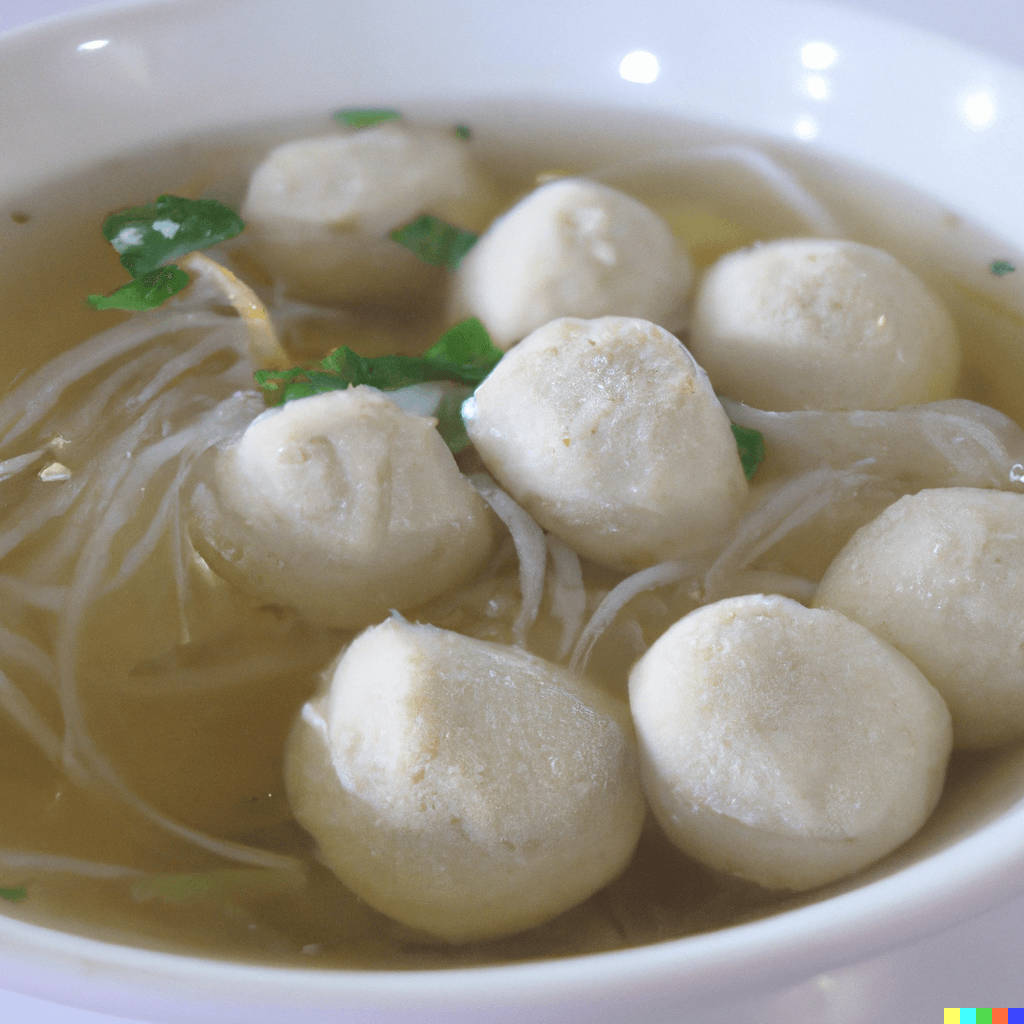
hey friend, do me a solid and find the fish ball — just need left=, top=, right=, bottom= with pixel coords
left=814, top=487, right=1024, bottom=748
left=629, top=594, right=952, bottom=890
left=450, top=178, right=692, bottom=349
left=189, top=387, right=493, bottom=629
left=285, top=617, right=645, bottom=942
left=689, top=238, right=960, bottom=410
left=465, top=316, right=748, bottom=571
left=242, top=124, right=500, bottom=304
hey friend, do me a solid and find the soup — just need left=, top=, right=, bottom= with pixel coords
left=1, top=101, right=1024, bottom=966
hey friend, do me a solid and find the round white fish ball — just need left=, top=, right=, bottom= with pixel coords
left=814, top=487, right=1024, bottom=748
left=285, top=617, right=645, bottom=942
left=242, top=124, right=500, bottom=304
left=465, top=316, right=748, bottom=572
left=189, top=387, right=493, bottom=629
left=689, top=238, right=960, bottom=411
left=629, top=594, right=952, bottom=890
left=450, top=177, right=692, bottom=350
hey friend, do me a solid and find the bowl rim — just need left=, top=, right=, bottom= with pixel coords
left=2, top=795, right=1023, bottom=1019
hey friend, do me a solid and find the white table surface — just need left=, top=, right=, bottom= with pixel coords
left=2, top=1, right=1024, bottom=1021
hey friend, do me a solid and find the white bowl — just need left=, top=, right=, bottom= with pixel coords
left=3, top=1, right=1024, bottom=1021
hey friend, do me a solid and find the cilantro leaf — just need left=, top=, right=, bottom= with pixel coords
left=731, top=423, right=766, bottom=481
left=991, top=259, right=1016, bottom=277
left=0, top=885, right=27, bottom=903
left=421, top=316, right=502, bottom=379
left=255, top=318, right=501, bottom=406
left=102, top=195, right=244, bottom=279
left=334, top=108, right=401, bottom=129
left=390, top=215, right=478, bottom=270
left=87, top=264, right=191, bottom=311
left=254, top=319, right=502, bottom=454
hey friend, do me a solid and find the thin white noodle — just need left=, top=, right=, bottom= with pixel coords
left=0, top=311, right=224, bottom=450
left=269, top=297, right=352, bottom=327
left=470, top=474, right=547, bottom=647
left=0, top=406, right=159, bottom=566
left=177, top=252, right=290, bottom=370
left=126, top=328, right=239, bottom=411
left=0, top=449, right=46, bottom=482
left=8, top=359, right=250, bottom=578
left=693, top=145, right=841, bottom=234
left=0, top=667, right=64, bottom=769
left=49, top=405, right=300, bottom=873
left=545, top=533, right=586, bottom=661
left=0, top=306, right=302, bottom=874
left=0, top=575, right=65, bottom=611
left=0, top=472, right=88, bottom=564
left=0, top=623, right=55, bottom=684
left=121, top=651, right=313, bottom=696
left=100, top=393, right=253, bottom=600
left=593, top=143, right=841, bottom=236
left=56, top=404, right=245, bottom=761
left=170, top=496, right=192, bottom=645
left=57, top=430, right=212, bottom=753
left=0, top=851, right=146, bottom=880
left=569, top=561, right=687, bottom=675
left=52, top=342, right=169, bottom=445
left=703, top=467, right=871, bottom=602
left=721, top=398, right=1024, bottom=489
left=619, top=617, right=648, bottom=657
left=101, top=468, right=185, bottom=596
left=23, top=413, right=158, bottom=577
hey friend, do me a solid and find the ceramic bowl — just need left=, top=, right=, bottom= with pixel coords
left=3, top=1, right=1024, bottom=1021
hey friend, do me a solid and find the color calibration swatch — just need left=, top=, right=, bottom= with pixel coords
left=945, top=1011, right=1024, bottom=1023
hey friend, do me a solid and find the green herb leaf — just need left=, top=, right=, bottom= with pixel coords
left=334, top=108, right=401, bottom=129
left=731, top=423, right=766, bottom=481
left=87, top=264, right=191, bottom=311
left=101, top=195, right=245, bottom=279
left=254, top=319, right=502, bottom=454
left=991, top=259, right=1016, bottom=277
left=390, top=215, right=478, bottom=270
left=131, top=869, right=302, bottom=906
left=255, top=318, right=501, bottom=406
left=454, top=124, right=472, bottom=140
left=421, top=316, right=502, bottom=377
left=0, top=885, right=27, bottom=903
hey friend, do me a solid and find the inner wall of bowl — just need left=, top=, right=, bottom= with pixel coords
left=4, top=99, right=1024, bottom=998
left=4, top=0, right=1024, bottom=237
left=5, top=0, right=1024, bottom=1019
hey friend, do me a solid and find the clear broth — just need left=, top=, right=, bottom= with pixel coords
left=2, top=101, right=1024, bottom=966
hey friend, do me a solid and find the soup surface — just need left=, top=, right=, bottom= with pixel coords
left=2, top=101, right=1024, bottom=967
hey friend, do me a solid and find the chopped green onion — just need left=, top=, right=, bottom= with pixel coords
left=454, top=124, right=472, bottom=140
left=731, top=423, right=766, bottom=481
left=390, top=215, right=478, bottom=271
left=0, top=885, right=27, bottom=903
left=334, top=108, right=401, bottom=129
left=87, top=264, right=191, bottom=312
left=101, top=195, right=244, bottom=279
left=991, top=259, right=1016, bottom=277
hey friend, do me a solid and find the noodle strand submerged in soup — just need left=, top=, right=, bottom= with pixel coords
left=1, top=106, right=1024, bottom=964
